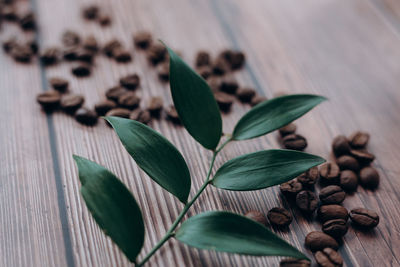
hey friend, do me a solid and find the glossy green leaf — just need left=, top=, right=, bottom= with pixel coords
left=105, top=116, right=191, bottom=203
left=73, top=155, right=145, bottom=263
left=166, top=44, right=222, bottom=150
left=176, top=211, right=307, bottom=259
left=212, top=149, right=325, bottom=191
left=233, top=94, right=327, bottom=140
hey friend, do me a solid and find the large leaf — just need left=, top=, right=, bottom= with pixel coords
left=106, top=117, right=191, bottom=203
left=233, top=94, right=326, bottom=140
left=212, top=149, right=325, bottom=191
left=166, top=44, right=222, bottom=150
left=73, top=155, right=145, bottom=263
left=176, top=211, right=307, bottom=259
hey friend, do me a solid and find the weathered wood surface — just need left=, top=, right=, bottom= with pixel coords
left=1, top=0, right=400, bottom=266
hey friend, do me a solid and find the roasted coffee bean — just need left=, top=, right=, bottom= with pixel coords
left=280, top=258, right=311, bottom=267
left=75, top=108, right=98, bottom=126
left=318, top=205, right=349, bottom=223
left=157, top=62, right=169, bottom=82
left=82, top=5, right=99, bottom=20
left=62, top=30, right=81, bottom=47
left=166, top=105, right=180, bottom=124
left=147, top=96, right=163, bottom=117
left=244, top=211, right=267, bottom=226
left=105, top=108, right=131, bottom=118
left=207, top=76, right=221, bottom=92
left=350, top=149, right=375, bottom=166
left=60, top=94, right=84, bottom=114
left=280, top=179, right=303, bottom=198
left=76, top=49, right=94, bottom=63
left=349, top=208, right=379, bottom=229
left=147, top=44, right=167, bottom=65
left=197, top=66, right=212, bottom=79
left=322, top=219, right=348, bottom=238
left=236, top=87, right=256, bottom=103
left=130, top=109, right=151, bottom=124
left=63, top=46, right=79, bottom=61
left=94, top=100, right=117, bottom=116
left=118, top=92, right=140, bottom=109
left=3, top=38, right=18, bottom=54
left=283, top=134, right=307, bottom=151
left=296, top=190, right=318, bottom=214
left=11, top=45, right=32, bottom=63
left=40, top=48, right=59, bottom=66
left=332, top=135, right=351, bottom=157
left=319, top=186, right=345, bottom=204
left=212, top=57, right=229, bottom=76
left=2, top=5, right=18, bottom=21
left=195, top=51, right=211, bottom=67
left=314, top=248, right=343, bottom=267
left=27, top=40, right=38, bottom=54
left=305, top=231, right=339, bottom=252
left=267, top=207, right=292, bottom=227
left=114, top=49, right=132, bottom=63
left=339, top=170, right=358, bottom=192
left=37, top=91, right=61, bottom=111
left=278, top=123, right=297, bottom=137
left=359, top=167, right=379, bottom=189
left=133, top=31, right=152, bottom=49
left=120, top=74, right=140, bottom=90
left=319, top=162, right=340, bottom=185
left=228, top=51, right=246, bottom=70
left=336, top=155, right=359, bottom=172
left=349, top=131, right=369, bottom=148
left=105, top=86, right=127, bottom=101
left=98, top=14, right=111, bottom=26
left=82, top=35, right=98, bottom=52
left=250, top=95, right=267, bottom=106
left=214, top=91, right=234, bottom=113
left=19, top=12, right=35, bottom=31
left=103, top=39, right=122, bottom=57
left=297, top=167, right=319, bottom=187
left=71, top=63, right=91, bottom=77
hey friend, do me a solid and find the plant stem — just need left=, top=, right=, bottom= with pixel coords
left=136, top=137, right=231, bottom=266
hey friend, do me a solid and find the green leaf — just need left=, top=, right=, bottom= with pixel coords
left=212, top=149, right=325, bottom=191
left=73, top=155, right=145, bottom=263
left=165, top=44, right=222, bottom=150
left=233, top=94, right=326, bottom=140
left=105, top=116, right=191, bottom=203
left=175, top=211, right=307, bottom=259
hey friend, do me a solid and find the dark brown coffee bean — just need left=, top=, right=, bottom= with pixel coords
left=214, top=91, right=234, bottom=113
left=244, top=211, right=267, bottom=226
left=250, top=95, right=267, bottom=107
left=322, top=219, right=348, bottom=238
left=105, top=108, right=131, bottom=118
left=278, top=123, right=297, bottom=137
left=359, top=167, right=379, bottom=189
left=76, top=49, right=95, bottom=63
left=197, top=66, right=212, bottom=79
left=82, top=35, right=98, bottom=52
left=49, top=77, right=69, bottom=93
left=130, top=109, right=151, bottom=124
left=166, top=105, right=180, bottom=124
left=319, top=162, right=340, bottom=185
left=236, top=87, right=256, bottom=103
left=103, top=39, right=122, bottom=57
left=71, top=63, right=91, bottom=77
left=19, top=12, right=35, bottom=31
left=314, top=248, right=343, bottom=267
left=297, top=166, right=319, bottom=187
left=147, top=96, right=163, bottom=117
left=350, top=149, right=375, bottom=166
left=296, top=190, right=318, bottom=214
left=11, top=44, right=32, bottom=63
left=283, top=134, right=307, bottom=151
left=75, top=108, right=98, bottom=126
left=63, top=46, right=79, bottom=61
left=27, top=40, right=38, bottom=55
left=2, top=5, right=18, bottom=21
left=267, top=207, right=292, bottom=227
left=195, top=51, right=211, bottom=67
left=318, top=205, right=349, bottom=223
left=147, top=44, right=167, bottom=65
left=62, top=30, right=81, bottom=47
left=37, top=91, right=61, bottom=111
left=229, top=51, right=246, bottom=70
left=98, top=14, right=111, bottom=26
left=280, top=258, right=311, bottom=267
left=118, top=92, right=140, bottom=109
left=82, top=5, right=99, bottom=20
left=319, top=186, right=345, bottom=204
left=157, top=62, right=169, bottom=82
left=212, top=57, right=229, bottom=76
left=94, top=100, right=117, bottom=116
left=349, top=131, right=369, bottom=149
left=339, top=170, right=358, bottom=192
left=332, top=135, right=351, bottom=157
left=336, top=155, right=359, bottom=172
left=207, top=76, right=221, bottom=92
left=105, top=86, right=127, bottom=101
left=133, top=31, right=152, bottom=49
left=41, top=48, right=59, bottom=66
left=114, top=49, right=132, bottom=63
left=349, top=208, right=379, bottom=229
left=3, top=38, right=18, bottom=54
left=120, top=74, right=140, bottom=90
left=60, top=94, right=85, bottom=114
left=280, top=179, right=303, bottom=198
left=305, top=231, right=339, bottom=252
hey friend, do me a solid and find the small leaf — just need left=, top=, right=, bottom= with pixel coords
left=165, top=44, right=222, bottom=150
left=212, top=149, right=325, bottom=191
left=233, top=94, right=326, bottom=140
left=73, top=155, right=145, bottom=263
left=106, top=117, right=191, bottom=203
left=176, top=211, right=307, bottom=259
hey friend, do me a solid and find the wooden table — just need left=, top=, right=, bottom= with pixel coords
left=1, top=0, right=400, bottom=266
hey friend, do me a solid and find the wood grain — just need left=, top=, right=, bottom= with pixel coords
left=1, top=0, right=400, bottom=266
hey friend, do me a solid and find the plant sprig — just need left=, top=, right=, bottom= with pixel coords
left=73, top=42, right=327, bottom=266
